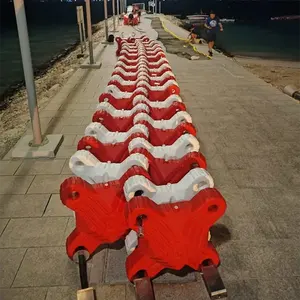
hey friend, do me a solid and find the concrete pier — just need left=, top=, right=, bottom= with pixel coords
left=0, top=16, right=299, bottom=300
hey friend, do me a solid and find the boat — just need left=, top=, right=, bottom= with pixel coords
left=186, top=14, right=208, bottom=23
left=271, top=15, right=300, bottom=21
left=220, top=18, right=235, bottom=23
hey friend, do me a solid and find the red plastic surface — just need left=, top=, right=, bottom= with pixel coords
left=131, top=148, right=207, bottom=185
left=60, top=167, right=150, bottom=259
left=77, top=133, right=147, bottom=163
left=137, top=121, right=197, bottom=146
left=125, top=188, right=227, bottom=281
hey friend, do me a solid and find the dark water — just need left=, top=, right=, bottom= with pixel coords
left=216, top=20, right=300, bottom=61
left=0, top=2, right=108, bottom=99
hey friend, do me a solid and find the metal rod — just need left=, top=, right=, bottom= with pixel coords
left=155, top=0, right=157, bottom=14
left=112, top=0, right=116, bottom=32
left=159, top=1, right=161, bottom=14
left=104, top=0, right=109, bottom=41
left=77, top=7, right=84, bottom=54
left=78, top=254, right=89, bottom=289
left=13, top=0, right=42, bottom=145
left=80, top=7, right=87, bottom=51
left=85, top=0, right=94, bottom=65
left=116, top=0, right=120, bottom=25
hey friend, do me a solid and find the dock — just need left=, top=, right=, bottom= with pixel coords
left=0, top=15, right=299, bottom=300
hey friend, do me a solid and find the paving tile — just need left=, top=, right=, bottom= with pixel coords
left=61, top=134, right=77, bottom=146
left=55, top=145, right=76, bottom=159
left=218, top=187, right=268, bottom=214
left=73, top=135, right=85, bottom=146
left=152, top=282, right=210, bottom=300
left=27, top=174, right=70, bottom=194
left=13, top=247, right=79, bottom=287
left=95, top=284, right=126, bottom=300
left=0, top=194, right=50, bottom=218
left=15, top=159, right=66, bottom=175
left=0, top=287, right=48, bottom=300
left=208, top=168, right=237, bottom=189
left=70, top=110, right=95, bottom=117
left=229, top=169, right=288, bottom=188
left=60, top=125, right=87, bottom=135
left=0, top=217, right=68, bottom=248
left=222, top=154, right=282, bottom=171
left=89, top=250, right=108, bottom=285
left=225, top=277, right=299, bottom=300
left=0, top=161, right=22, bottom=175
left=39, top=109, right=72, bottom=118
left=61, top=160, right=73, bottom=175
left=206, top=153, right=227, bottom=170
left=44, top=194, right=73, bottom=217
left=224, top=279, right=260, bottom=300
left=105, top=248, right=196, bottom=284
left=45, top=286, right=76, bottom=300
left=0, top=219, right=9, bottom=236
left=0, top=248, right=27, bottom=287
left=215, top=212, right=288, bottom=241
left=259, top=188, right=300, bottom=214
left=290, top=276, right=300, bottom=295
left=227, top=240, right=300, bottom=280
left=0, top=176, right=34, bottom=195
left=64, top=217, right=75, bottom=238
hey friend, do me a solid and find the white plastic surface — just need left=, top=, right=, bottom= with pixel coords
left=132, top=94, right=183, bottom=108
left=95, top=102, right=149, bottom=117
left=125, top=230, right=138, bottom=255
left=128, top=134, right=199, bottom=159
left=134, top=111, right=192, bottom=129
left=105, top=86, right=148, bottom=98
left=85, top=122, right=149, bottom=143
left=69, top=150, right=149, bottom=184
left=110, top=70, right=175, bottom=83
left=123, top=168, right=214, bottom=204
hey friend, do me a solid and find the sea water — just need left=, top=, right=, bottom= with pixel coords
left=216, top=20, right=300, bottom=61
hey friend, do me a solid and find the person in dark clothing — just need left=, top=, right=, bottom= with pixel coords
left=188, top=25, right=197, bottom=44
left=205, top=11, right=223, bottom=56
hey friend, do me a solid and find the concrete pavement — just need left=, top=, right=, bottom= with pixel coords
left=0, top=15, right=299, bottom=300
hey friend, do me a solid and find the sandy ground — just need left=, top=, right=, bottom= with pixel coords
left=0, top=18, right=114, bottom=159
left=236, top=57, right=300, bottom=91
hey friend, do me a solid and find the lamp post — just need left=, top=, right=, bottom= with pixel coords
left=112, top=0, right=116, bottom=32
left=85, top=0, right=94, bottom=64
left=104, top=0, right=109, bottom=41
left=117, top=0, right=120, bottom=25
left=13, top=0, right=42, bottom=146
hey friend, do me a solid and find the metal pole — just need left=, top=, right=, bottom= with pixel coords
left=155, top=0, right=157, bottom=14
left=116, top=0, right=120, bottom=25
left=112, top=0, right=116, bottom=32
left=85, top=0, right=94, bottom=65
left=80, top=7, right=87, bottom=51
left=77, top=7, right=84, bottom=54
left=104, top=0, right=109, bottom=41
left=159, top=1, right=161, bottom=13
left=13, top=0, right=42, bottom=145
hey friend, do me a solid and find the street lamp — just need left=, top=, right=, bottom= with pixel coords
left=11, top=0, right=63, bottom=158
left=13, top=0, right=42, bottom=146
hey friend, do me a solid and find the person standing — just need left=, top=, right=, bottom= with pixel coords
left=205, top=11, right=223, bottom=57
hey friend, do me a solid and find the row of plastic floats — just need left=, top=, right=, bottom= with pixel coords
left=60, top=35, right=227, bottom=300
